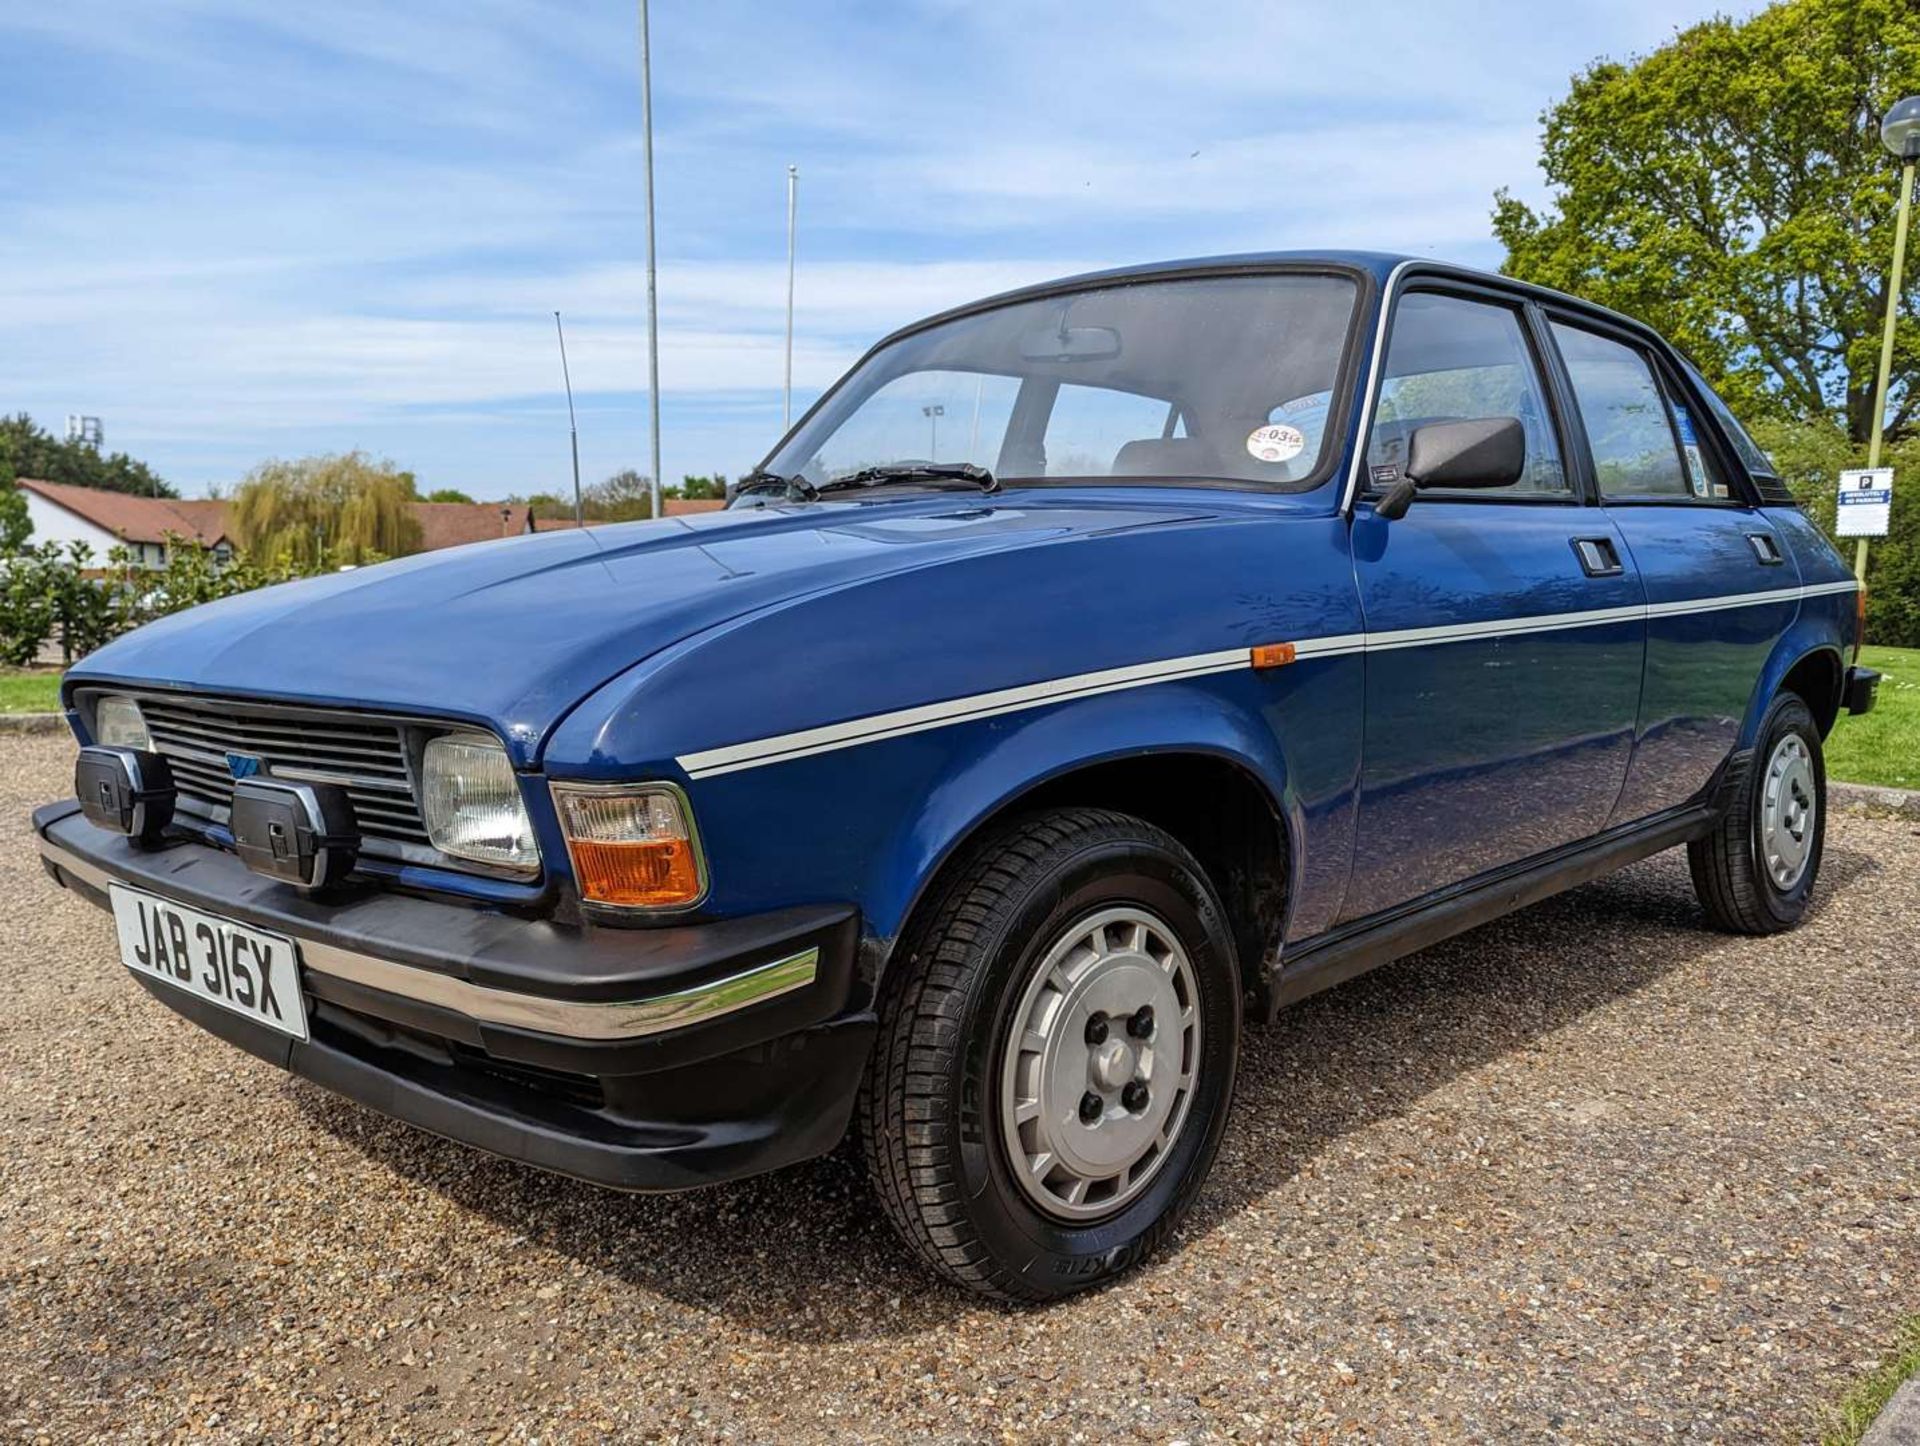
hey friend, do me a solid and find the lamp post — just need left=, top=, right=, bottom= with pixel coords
left=922, top=404, right=944, bottom=459
left=637, top=0, right=663, bottom=522
left=1858, top=95, right=1920, bottom=584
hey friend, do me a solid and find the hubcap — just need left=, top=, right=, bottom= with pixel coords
left=1759, top=732, right=1817, bottom=891
left=999, top=906, right=1201, bottom=1221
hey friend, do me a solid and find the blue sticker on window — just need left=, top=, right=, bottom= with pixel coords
left=1674, top=405, right=1698, bottom=446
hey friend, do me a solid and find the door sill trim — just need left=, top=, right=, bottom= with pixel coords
left=1271, top=801, right=1719, bottom=1016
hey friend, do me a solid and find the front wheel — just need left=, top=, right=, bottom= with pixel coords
left=859, top=808, right=1241, bottom=1301
left=1689, top=691, right=1826, bottom=934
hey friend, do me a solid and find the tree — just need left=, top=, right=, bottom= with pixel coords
left=677, top=474, right=726, bottom=500
left=0, top=412, right=177, bottom=496
left=229, top=452, right=423, bottom=569
left=582, top=468, right=655, bottom=521
left=424, top=487, right=475, bottom=504
left=1493, top=0, right=1920, bottom=443
left=0, top=485, right=31, bottom=551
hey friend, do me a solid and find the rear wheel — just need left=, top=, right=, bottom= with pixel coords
left=859, top=808, right=1241, bottom=1301
left=1689, top=692, right=1826, bottom=934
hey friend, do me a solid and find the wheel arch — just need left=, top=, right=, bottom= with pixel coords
left=1745, top=635, right=1846, bottom=744
left=867, top=690, right=1299, bottom=1015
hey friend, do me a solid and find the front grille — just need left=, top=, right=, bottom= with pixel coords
left=139, top=695, right=431, bottom=846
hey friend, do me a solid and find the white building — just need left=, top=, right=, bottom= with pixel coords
left=17, top=478, right=232, bottom=569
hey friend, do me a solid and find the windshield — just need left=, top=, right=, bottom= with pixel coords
left=765, top=272, right=1360, bottom=492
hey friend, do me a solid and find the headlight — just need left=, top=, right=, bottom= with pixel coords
left=94, top=695, right=151, bottom=750
left=421, top=733, right=539, bottom=872
left=551, top=782, right=707, bottom=909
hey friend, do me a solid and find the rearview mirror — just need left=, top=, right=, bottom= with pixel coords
left=1018, top=324, right=1122, bottom=363
left=1375, top=416, right=1526, bottom=519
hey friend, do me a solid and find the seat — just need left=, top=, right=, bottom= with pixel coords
left=1110, top=437, right=1219, bottom=478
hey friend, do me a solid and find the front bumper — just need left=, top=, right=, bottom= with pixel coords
left=1846, top=665, right=1880, bottom=716
left=34, top=800, right=875, bottom=1191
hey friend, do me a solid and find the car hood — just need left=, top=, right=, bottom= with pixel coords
left=70, top=495, right=1221, bottom=763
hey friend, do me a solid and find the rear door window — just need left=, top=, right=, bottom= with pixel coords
left=1552, top=323, right=1704, bottom=500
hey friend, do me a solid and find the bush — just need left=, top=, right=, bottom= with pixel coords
left=0, top=537, right=303, bottom=667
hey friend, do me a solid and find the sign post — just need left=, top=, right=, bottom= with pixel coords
left=1856, top=150, right=1915, bottom=584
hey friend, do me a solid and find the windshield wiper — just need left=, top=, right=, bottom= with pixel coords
left=814, top=462, right=1000, bottom=496
left=732, top=469, right=819, bottom=503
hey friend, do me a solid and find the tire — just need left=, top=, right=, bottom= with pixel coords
left=859, top=807, right=1242, bottom=1302
left=1688, top=691, right=1826, bottom=934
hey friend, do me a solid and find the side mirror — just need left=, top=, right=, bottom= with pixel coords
left=1374, top=416, right=1526, bottom=520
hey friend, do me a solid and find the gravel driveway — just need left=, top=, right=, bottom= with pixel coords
left=2, top=731, right=1916, bottom=1443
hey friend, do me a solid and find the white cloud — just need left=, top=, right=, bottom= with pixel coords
left=0, top=0, right=1766, bottom=495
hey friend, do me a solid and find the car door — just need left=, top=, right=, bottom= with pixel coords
left=1341, top=287, right=1648, bottom=921
left=1543, top=317, right=1802, bottom=823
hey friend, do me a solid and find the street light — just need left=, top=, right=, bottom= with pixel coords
left=922, top=403, right=945, bottom=459
left=1857, top=95, right=1920, bottom=584
left=637, top=0, right=663, bottom=523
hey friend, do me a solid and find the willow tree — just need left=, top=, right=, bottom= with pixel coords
left=1493, top=0, right=1920, bottom=443
left=230, top=452, right=423, bottom=569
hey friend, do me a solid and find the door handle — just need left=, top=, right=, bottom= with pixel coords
left=1570, top=536, right=1623, bottom=578
left=1747, top=532, right=1784, bottom=565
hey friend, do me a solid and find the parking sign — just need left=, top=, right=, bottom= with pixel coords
left=1836, top=468, right=1893, bottom=537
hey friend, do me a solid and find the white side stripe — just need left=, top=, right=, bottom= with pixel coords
left=677, top=580, right=1857, bottom=779
left=678, top=649, right=1248, bottom=779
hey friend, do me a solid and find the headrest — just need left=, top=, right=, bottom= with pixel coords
left=1110, top=437, right=1218, bottom=478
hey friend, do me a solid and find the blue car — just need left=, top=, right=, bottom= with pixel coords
left=37, top=252, right=1877, bottom=1300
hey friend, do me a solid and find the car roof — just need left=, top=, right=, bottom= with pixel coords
left=880, top=250, right=1661, bottom=355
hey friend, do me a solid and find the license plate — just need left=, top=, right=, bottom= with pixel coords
left=109, top=884, right=309, bottom=1041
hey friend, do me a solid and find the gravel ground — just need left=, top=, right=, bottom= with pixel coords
left=2, top=730, right=1916, bottom=1443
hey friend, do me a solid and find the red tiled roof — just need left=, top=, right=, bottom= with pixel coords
left=14, top=480, right=722, bottom=553
left=531, top=498, right=725, bottom=531
left=411, top=501, right=532, bottom=551
left=17, top=477, right=230, bottom=546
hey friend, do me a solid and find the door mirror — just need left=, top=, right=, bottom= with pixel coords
left=1375, top=416, right=1526, bottom=519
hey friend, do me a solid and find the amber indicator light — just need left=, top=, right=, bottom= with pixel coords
left=1250, top=642, right=1297, bottom=669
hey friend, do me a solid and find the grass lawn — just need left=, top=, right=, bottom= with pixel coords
left=1823, top=1316, right=1920, bottom=1444
left=1825, top=645, right=1920, bottom=790
left=0, top=670, right=62, bottom=714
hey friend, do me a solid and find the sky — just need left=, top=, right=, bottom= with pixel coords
left=0, top=0, right=1763, bottom=502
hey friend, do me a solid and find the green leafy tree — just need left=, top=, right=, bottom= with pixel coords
left=586, top=468, right=656, bottom=521
left=1493, top=0, right=1920, bottom=443
left=0, top=413, right=176, bottom=496
left=229, top=452, right=423, bottom=569
left=676, top=474, right=726, bottom=500
left=423, top=487, right=475, bottom=504
left=0, top=482, right=30, bottom=551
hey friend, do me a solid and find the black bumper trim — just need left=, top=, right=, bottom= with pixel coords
left=129, top=970, right=875, bottom=1191
left=1846, top=665, right=1880, bottom=716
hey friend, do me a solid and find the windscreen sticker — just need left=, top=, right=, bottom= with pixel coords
left=1246, top=423, right=1306, bottom=464
left=1674, top=405, right=1699, bottom=446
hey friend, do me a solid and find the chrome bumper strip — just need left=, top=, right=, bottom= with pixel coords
left=37, top=833, right=818, bottom=1042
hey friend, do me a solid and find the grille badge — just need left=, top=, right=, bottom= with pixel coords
left=225, top=752, right=266, bottom=781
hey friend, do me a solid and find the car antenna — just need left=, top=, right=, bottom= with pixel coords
left=554, top=310, right=585, bottom=529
